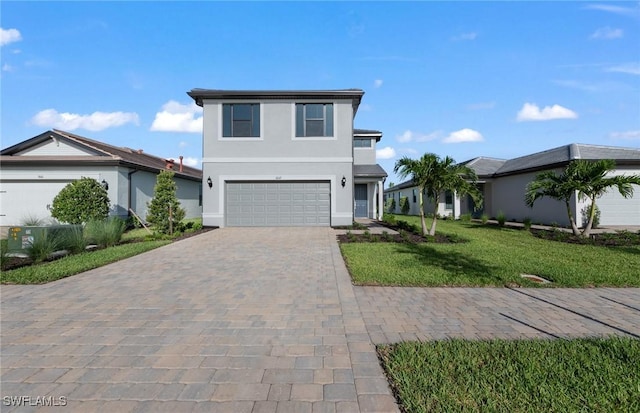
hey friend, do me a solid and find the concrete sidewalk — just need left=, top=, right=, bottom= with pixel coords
left=1, top=228, right=398, bottom=413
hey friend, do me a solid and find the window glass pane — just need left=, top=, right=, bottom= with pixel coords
left=296, top=104, right=304, bottom=137
left=305, top=104, right=324, bottom=119
left=233, top=104, right=252, bottom=120
left=223, top=104, right=232, bottom=137
left=233, top=120, right=252, bottom=137
left=325, top=104, right=333, bottom=136
left=445, top=191, right=453, bottom=209
left=354, top=139, right=370, bottom=147
left=306, top=120, right=324, bottom=136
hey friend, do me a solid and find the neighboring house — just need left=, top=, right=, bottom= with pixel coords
left=0, top=130, right=203, bottom=228
left=385, top=143, right=640, bottom=227
left=187, top=88, right=387, bottom=227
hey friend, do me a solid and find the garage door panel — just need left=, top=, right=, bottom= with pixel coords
left=226, top=181, right=330, bottom=227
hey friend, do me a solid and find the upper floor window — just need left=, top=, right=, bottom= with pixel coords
left=295, top=103, right=333, bottom=137
left=223, top=104, right=260, bottom=137
left=353, top=138, right=372, bottom=148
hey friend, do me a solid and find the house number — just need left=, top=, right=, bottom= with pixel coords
left=275, top=176, right=282, bottom=180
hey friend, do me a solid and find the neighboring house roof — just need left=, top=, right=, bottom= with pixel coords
left=354, top=164, right=387, bottom=179
left=458, top=157, right=506, bottom=177
left=187, top=88, right=365, bottom=115
left=0, top=130, right=202, bottom=181
left=354, top=128, right=383, bottom=142
left=494, top=143, right=640, bottom=176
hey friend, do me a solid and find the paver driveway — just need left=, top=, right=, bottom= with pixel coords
left=1, top=228, right=399, bottom=413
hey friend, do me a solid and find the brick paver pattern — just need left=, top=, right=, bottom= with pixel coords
left=2, top=227, right=639, bottom=412
left=1, top=228, right=398, bottom=413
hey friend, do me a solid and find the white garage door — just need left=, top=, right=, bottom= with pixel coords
left=0, top=181, right=71, bottom=227
left=226, top=181, right=330, bottom=226
left=596, top=186, right=640, bottom=226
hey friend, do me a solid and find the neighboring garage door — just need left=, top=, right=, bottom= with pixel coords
left=226, top=181, right=330, bottom=226
left=595, top=187, right=640, bottom=226
left=0, top=180, right=71, bottom=227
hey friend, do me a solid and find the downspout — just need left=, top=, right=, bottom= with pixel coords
left=128, top=169, right=139, bottom=214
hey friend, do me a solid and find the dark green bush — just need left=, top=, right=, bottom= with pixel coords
left=85, top=218, right=126, bottom=247
left=497, top=211, right=506, bottom=227
left=386, top=198, right=396, bottom=214
left=146, top=171, right=186, bottom=235
left=399, top=196, right=410, bottom=215
left=50, top=177, right=110, bottom=224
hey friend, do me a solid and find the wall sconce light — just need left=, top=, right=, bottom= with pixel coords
left=101, top=179, right=109, bottom=190
left=341, top=176, right=346, bottom=188
left=207, top=176, right=213, bottom=189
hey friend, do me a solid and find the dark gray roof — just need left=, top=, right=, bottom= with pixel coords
left=187, top=88, right=365, bottom=113
left=354, top=128, right=382, bottom=141
left=384, top=179, right=415, bottom=192
left=495, top=143, right=640, bottom=176
left=353, top=164, right=387, bottom=178
left=459, top=157, right=506, bottom=177
left=1, top=130, right=202, bottom=181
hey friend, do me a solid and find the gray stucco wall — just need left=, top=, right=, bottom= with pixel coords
left=201, top=98, right=356, bottom=227
left=354, top=146, right=376, bottom=165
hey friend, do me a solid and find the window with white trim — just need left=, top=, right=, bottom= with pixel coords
left=222, top=104, right=260, bottom=137
left=295, top=103, right=334, bottom=137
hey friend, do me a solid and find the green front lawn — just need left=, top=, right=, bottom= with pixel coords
left=340, top=215, right=640, bottom=287
left=1, top=240, right=170, bottom=284
left=379, top=337, right=640, bottom=413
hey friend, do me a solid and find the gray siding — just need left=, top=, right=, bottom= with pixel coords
left=354, top=146, right=376, bottom=165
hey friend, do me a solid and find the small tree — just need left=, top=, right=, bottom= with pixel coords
left=146, top=170, right=185, bottom=234
left=51, top=177, right=110, bottom=224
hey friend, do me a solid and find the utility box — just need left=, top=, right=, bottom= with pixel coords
left=7, top=225, right=82, bottom=252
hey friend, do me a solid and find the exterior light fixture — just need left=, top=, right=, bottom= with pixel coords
left=207, top=176, right=213, bottom=189
left=101, top=179, right=109, bottom=190
left=341, top=176, right=346, bottom=187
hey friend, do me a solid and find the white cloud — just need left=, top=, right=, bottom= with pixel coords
left=442, top=128, right=484, bottom=143
left=452, top=32, right=478, bottom=41
left=396, top=130, right=440, bottom=143
left=605, top=62, right=640, bottom=75
left=31, top=109, right=139, bottom=131
left=585, top=4, right=640, bottom=19
left=590, top=26, right=623, bottom=39
left=376, top=146, right=397, bottom=159
left=151, top=100, right=203, bottom=133
left=610, top=130, right=640, bottom=140
left=2, top=63, right=13, bottom=72
left=516, top=103, right=578, bottom=121
left=179, top=141, right=188, bottom=148
left=0, top=28, right=21, bottom=46
left=373, top=79, right=383, bottom=88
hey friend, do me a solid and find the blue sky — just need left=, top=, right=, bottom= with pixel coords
left=2, top=1, right=639, bottom=186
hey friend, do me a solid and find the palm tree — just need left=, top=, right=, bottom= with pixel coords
left=525, top=159, right=640, bottom=237
left=525, top=168, right=581, bottom=236
left=394, top=153, right=483, bottom=236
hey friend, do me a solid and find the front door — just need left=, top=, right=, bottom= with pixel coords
left=354, top=184, right=368, bottom=218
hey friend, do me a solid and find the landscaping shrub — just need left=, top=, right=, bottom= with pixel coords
left=459, top=213, right=472, bottom=222
left=523, top=217, right=532, bottom=231
left=85, top=217, right=127, bottom=248
left=481, top=214, right=488, bottom=224
left=497, top=210, right=506, bottom=227
left=58, top=226, right=87, bottom=254
left=146, top=170, right=186, bottom=235
left=25, top=233, right=61, bottom=263
left=386, top=198, right=396, bottom=214
left=50, top=177, right=110, bottom=224
left=400, top=196, right=410, bottom=215
left=21, top=214, right=46, bottom=226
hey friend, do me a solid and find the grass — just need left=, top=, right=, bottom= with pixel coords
left=1, top=240, right=170, bottom=284
left=340, top=215, right=640, bottom=287
left=379, top=337, right=640, bottom=413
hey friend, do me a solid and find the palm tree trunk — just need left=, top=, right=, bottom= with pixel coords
left=429, top=194, right=439, bottom=236
left=581, top=197, right=597, bottom=237
left=418, top=190, right=428, bottom=236
left=565, top=201, right=581, bottom=237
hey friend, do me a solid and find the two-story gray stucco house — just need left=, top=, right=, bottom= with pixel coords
left=187, top=89, right=387, bottom=227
